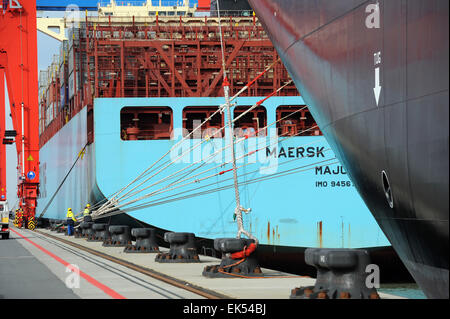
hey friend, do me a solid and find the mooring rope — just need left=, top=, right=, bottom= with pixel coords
left=94, top=158, right=338, bottom=220
left=95, top=80, right=292, bottom=216
left=93, top=104, right=316, bottom=217
left=94, top=58, right=283, bottom=215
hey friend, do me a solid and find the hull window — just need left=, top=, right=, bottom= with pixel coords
left=233, top=105, right=267, bottom=137
left=276, top=106, right=322, bottom=137
left=183, top=106, right=224, bottom=139
left=121, top=107, right=173, bottom=140
left=381, top=170, right=394, bottom=209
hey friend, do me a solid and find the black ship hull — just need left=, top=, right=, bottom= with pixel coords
left=249, top=0, right=449, bottom=298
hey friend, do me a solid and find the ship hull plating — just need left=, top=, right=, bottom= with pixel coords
left=249, top=0, right=449, bottom=298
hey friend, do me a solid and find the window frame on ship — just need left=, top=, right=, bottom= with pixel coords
left=233, top=105, right=267, bottom=138
left=276, top=105, right=322, bottom=137
left=182, top=106, right=224, bottom=139
left=120, top=106, right=173, bottom=141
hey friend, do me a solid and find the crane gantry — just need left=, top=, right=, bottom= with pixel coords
left=0, top=0, right=40, bottom=229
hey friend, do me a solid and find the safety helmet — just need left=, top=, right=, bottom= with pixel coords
left=68, top=208, right=72, bottom=211
left=86, top=204, right=90, bottom=207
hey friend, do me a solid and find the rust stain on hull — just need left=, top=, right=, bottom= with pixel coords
left=317, top=221, right=323, bottom=248
left=276, top=225, right=280, bottom=243
left=348, top=224, right=351, bottom=248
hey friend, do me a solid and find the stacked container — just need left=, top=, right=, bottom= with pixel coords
left=59, top=40, right=69, bottom=110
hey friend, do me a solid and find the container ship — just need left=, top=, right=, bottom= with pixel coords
left=37, top=0, right=412, bottom=280
left=248, top=0, right=449, bottom=298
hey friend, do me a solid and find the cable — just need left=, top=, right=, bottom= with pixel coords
left=94, top=112, right=321, bottom=217
left=120, top=157, right=336, bottom=213
left=97, top=75, right=281, bottom=212
left=96, top=81, right=292, bottom=215
left=110, top=102, right=308, bottom=207
left=94, top=158, right=338, bottom=219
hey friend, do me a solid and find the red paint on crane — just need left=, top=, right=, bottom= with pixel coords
left=0, top=0, right=40, bottom=225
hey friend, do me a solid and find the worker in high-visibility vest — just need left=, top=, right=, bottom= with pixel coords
left=66, top=208, right=76, bottom=236
left=83, top=204, right=92, bottom=222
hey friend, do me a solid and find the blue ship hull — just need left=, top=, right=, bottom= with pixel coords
left=37, top=96, right=412, bottom=281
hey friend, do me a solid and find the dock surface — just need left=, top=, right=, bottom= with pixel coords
left=1, top=226, right=403, bottom=300
left=2, top=227, right=204, bottom=299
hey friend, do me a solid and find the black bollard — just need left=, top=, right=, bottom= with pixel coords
left=57, top=221, right=67, bottom=234
left=87, top=223, right=111, bottom=242
left=80, top=221, right=95, bottom=238
left=202, top=238, right=262, bottom=278
left=102, top=225, right=132, bottom=247
left=155, top=232, right=200, bottom=263
left=50, top=222, right=59, bottom=231
left=74, top=227, right=83, bottom=238
left=124, top=228, right=159, bottom=253
left=290, top=248, right=380, bottom=299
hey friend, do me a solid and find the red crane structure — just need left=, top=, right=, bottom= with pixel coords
left=0, top=0, right=39, bottom=229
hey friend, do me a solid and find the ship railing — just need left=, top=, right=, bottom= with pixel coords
left=81, top=13, right=257, bottom=25
left=122, top=128, right=172, bottom=140
left=208, top=10, right=253, bottom=17
left=98, top=0, right=196, bottom=8
left=82, top=29, right=268, bottom=43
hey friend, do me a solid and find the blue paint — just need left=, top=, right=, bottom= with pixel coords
left=27, top=171, right=36, bottom=180
left=36, top=0, right=199, bottom=11
left=37, top=0, right=99, bottom=11
left=38, top=96, right=390, bottom=249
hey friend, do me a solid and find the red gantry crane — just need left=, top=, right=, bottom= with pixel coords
left=0, top=0, right=39, bottom=230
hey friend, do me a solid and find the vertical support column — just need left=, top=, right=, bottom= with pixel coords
left=145, top=70, right=149, bottom=97
left=196, top=40, right=201, bottom=96
left=0, top=69, right=6, bottom=202
left=171, top=42, right=175, bottom=96
left=94, top=39, right=98, bottom=97
left=273, top=52, right=278, bottom=92
left=120, top=42, right=124, bottom=97
left=86, top=21, right=91, bottom=99
left=73, top=46, right=77, bottom=114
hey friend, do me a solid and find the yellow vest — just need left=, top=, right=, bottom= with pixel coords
left=83, top=208, right=90, bottom=216
left=66, top=210, right=76, bottom=221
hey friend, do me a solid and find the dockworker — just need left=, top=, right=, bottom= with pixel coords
left=66, top=208, right=76, bottom=236
left=83, top=204, right=92, bottom=222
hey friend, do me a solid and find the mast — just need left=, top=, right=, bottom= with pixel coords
left=216, top=0, right=257, bottom=243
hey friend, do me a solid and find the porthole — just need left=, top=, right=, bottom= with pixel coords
left=381, top=170, right=394, bottom=209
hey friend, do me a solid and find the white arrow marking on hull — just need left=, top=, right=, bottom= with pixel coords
left=374, top=67, right=381, bottom=106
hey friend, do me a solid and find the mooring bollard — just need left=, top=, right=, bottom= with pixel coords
left=155, top=232, right=200, bottom=263
left=80, top=221, right=94, bottom=238
left=62, top=221, right=69, bottom=235
left=74, top=227, right=82, bottom=238
left=57, top=221, right=67, bottom=234
left=290, top=248, right=380, bottom=299
left=202, top=238, right=262, bottom=278
left=124, top=228, right=159, bottom=253
left=87, top=223, right=110, bottom=242
left=102, top=225, right=132, bottom=247
left=50, top=221, right=60, bottom=232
